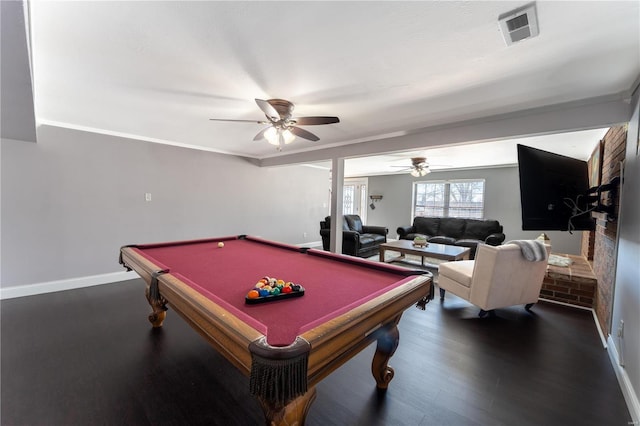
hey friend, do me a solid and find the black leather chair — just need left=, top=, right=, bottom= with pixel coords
left=319, top=214, right=388, bottom=258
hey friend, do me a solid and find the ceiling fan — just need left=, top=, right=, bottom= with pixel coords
left=209, top=98, right=340, bottom=150
left=392, top=157, right=432, bottom=176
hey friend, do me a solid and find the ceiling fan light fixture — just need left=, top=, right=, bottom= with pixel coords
left=264, top=127, right=279, bottom=145
left=410, top=166, right=430, bottom=177
left=408, top=157, right=430, bottom=177
left=282, top=129, right=295, bottom=144
left=210, top=98, right=338, bottom=150
left=265, top=127, right=296, bottom=148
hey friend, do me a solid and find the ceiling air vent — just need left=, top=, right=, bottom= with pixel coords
left=499, top=2, right=539, bottom=46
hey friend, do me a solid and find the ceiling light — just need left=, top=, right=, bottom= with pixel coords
left=264, top=127, right=279, bottom=146
left=264, top=126, right=297, bottom=149
left=210, top=98, right=337, bottom=151
left=409, top=157, right=430, bottom=177
left=410, top=167, right=430, bottom=177
left=282, top=129, right=295, bottom=144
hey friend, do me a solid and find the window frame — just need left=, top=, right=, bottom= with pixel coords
left=411, top=178, right=486, bottom=221
left=343, top=178, right=368, bottom=223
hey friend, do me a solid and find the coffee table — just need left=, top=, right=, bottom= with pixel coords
left=379, top=240, right=471, bottom=269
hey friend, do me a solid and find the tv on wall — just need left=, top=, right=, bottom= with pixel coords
left=517, top=144, right=595, bottom=232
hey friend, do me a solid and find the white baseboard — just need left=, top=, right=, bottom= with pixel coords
left=591, top=309, right=609, bottom=349
left=539, top=297, right=608, bottom=348
left=0, top=270, right=138, bottom=300
left=534, top=299, right=636, bottom=420
left=296, top=240, right=322, bottom=248
left=607, top=334, right=640, bottom=423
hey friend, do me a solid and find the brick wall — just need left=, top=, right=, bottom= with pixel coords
left=591, top=125, right=626, bottom=334
left=541, top=254, right=597, bottom=308
left=581, top=229, right=595, bottom=260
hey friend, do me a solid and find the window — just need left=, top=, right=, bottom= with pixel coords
left=343, top=185, right=356, bottom=214
left=328, top=178, right=369, bottom=222
left=343, top=178, right=368, bottom=222
left=413, top=179, right=485, bottom=219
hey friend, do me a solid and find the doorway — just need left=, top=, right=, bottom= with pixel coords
left=343, top=178, right=368, bottom=223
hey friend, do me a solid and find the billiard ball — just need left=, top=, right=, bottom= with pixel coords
left=218, top=242, right=224, bottom=248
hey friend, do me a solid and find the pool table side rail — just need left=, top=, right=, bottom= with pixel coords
left=129, top=234, right=304, bottom=254
left=122, top=235, right=240, bottom=251
left=120, top=247, right=263, bottom=374
left=307, top=248, right=431, bottom=276
left=159, top=273, right=264, bottom=374
left=302, top=274, right=430, bottom=387
left=119, top=246, right=170, bottom=286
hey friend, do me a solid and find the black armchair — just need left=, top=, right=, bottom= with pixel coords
left=319, top=214, right=388, bottom=258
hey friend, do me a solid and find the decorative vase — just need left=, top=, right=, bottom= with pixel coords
left=413, top=236, right=427, bottom=247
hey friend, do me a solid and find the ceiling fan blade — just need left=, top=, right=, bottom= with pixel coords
left=294, top=116, right=340, bottom=125
left=209, top=118, right=268, bottom=124
left=253, top=127, right=271, bottom=141
left=290, top=126, right=320, bottom=141
left=255, top=98, right=280, bottom=119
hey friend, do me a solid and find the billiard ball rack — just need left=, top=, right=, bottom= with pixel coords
left=245, top=285, right=305, bottom=304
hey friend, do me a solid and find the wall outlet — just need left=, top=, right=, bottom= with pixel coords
left=145, top=193, right=152, bottom=202
left=618, top=320, right=624, bottom=338
left=303, top=232, right=308, bottom=240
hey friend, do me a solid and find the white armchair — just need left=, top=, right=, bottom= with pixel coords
left=438, top=242, right=549, bottom=317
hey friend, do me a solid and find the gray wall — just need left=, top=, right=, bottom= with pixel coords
left=365, top=166, right=582, bottom=255
left=612, top=90, right=640, bottom=412
left=0, top=1, right=37, bottom=143
left=1, top=125, right=330, bottom=287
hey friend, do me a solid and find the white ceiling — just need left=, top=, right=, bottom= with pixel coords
left=28, top=1, right=639, bottom=175
left=341, top=127, right=610, bottom=177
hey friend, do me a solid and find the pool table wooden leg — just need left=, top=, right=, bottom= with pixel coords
left=258, top=386, right=317, bottom=426
left=147, top=310, right=166, bottom=328
left=145, top=286, right=168, bottom=328
left=371, top=315, right=401, bottom=389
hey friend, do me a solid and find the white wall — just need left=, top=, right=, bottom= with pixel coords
left=610, top=91, right=640, bottom=420
left=365, top=166, right=583, bottom=255
left=1, top=125, right=330, bottom=287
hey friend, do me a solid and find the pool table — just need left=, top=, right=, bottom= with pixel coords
left=119, top=235, right=432, bottom=425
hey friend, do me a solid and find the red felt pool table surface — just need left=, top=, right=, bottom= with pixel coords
left=131, top=235, right=421, bottom=346
left=120, top=235, right=431, bottom=426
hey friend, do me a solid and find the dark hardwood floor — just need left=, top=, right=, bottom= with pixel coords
left=1, top=279, right=631, bottom=425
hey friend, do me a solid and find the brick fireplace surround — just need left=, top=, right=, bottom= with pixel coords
left=542, top=255, right=597, bottom=308
left=540, top=125, right=626, bottom=336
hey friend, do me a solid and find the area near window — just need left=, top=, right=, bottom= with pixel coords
left=412, top=179, right=485, bottom=220
left=343, top=178, right=368, bottom=223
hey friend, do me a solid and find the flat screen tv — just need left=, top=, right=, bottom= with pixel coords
left=517, top=144, right=595, bottom=232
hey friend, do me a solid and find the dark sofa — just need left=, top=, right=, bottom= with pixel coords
left=397, top=217, right=505, bottom=259
left=320, top=214, right=388, bottom=258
